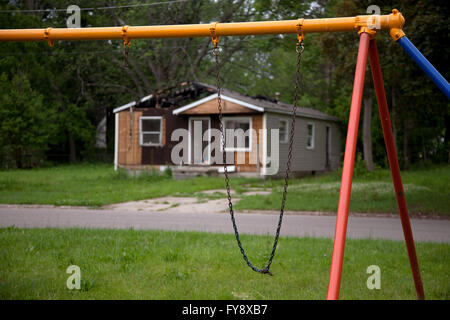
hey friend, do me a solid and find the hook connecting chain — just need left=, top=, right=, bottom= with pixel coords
left=296, top=19, right=305, bottom=54
left=122, top=25, right=131, bottom=67
left=210, top=22, right=221, bottom=56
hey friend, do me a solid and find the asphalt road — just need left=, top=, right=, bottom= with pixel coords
left=0, top=206, right=449, bottom=243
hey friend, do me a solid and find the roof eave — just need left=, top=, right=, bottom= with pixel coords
left=113, top=94, right=153, bottom=113
left=265, top=109, right=341, bottom=122
left=172, top=94, right=265, bottom=115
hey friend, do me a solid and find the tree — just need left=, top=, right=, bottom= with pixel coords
left=0, top=73, right=54, bottom=168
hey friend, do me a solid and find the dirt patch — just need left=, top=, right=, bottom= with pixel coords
left=101, top=187, right=272, bottom=214
left=242, top=190, right=271, bottom=196
left=102, top=196, right=230, bottom=214
left=198, top=188, right=271, bottom=197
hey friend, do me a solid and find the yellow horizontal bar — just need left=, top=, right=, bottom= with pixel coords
left=0, top=9, right=405, bottom=43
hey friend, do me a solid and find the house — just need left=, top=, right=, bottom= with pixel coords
left=113, top=82, right=341, bottom=177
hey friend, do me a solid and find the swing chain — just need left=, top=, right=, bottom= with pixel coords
left=123, top=43, right=130, bottom=68
left=213, top=39, right=304, bottom=276
left=122, top=26, right=131, bottom=67
left=296, top=40, right=305, bottom=54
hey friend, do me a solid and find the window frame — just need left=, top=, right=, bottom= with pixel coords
left=139, top=116, right=163, bottom=147
left=279, top=119, right=289, bottom=144
left=188, top=116, right=212, bottom=165
left=306, top=122, right=315, bottom=150
left=221, top=116, right=253, bottom=152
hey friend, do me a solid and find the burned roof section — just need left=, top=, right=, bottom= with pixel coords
left=118, top=81, right=340, bottom=122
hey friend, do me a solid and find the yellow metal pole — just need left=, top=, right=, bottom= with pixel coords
left=0, top=9, right=405, bottom=44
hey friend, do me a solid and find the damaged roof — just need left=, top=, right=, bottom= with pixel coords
left=113, top=81, right=340, bottom=122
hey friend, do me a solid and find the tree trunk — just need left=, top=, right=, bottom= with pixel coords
left=68, top=131, right=77, bottom=163
left=422, top=135, right=427, bottom=163
left=14, top=147, right=22, bottom=169
left=25, top=0, right=35, bottom=10
left=363, top=96, right=374, bottom=171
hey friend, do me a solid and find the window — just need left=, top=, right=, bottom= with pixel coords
left=279, top=119, right=289, bottom=143
left=222, top=117, right=252, bottom=151
left=140, top=117, right=162, bottom=146
left=306, top=122, right=315, bottom=149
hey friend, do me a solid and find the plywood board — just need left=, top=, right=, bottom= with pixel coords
left=234, top=114, right=262, bottom=173
left=118, top=110, right=142, bottom=166
left=181, top=98, right=258, bottom=115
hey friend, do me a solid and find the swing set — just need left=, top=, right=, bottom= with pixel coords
left=2, top=8, right=449, bottom=300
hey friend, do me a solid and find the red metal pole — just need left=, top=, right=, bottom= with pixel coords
left=326, top=32, right=370, bottom=300
left=368, top=38, right=425, bottom=300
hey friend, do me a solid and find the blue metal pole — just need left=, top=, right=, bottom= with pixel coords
left=397, top=36, right=450, bottom=99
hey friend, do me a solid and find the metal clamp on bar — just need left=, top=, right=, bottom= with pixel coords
left=389, top=9, right=406, bottom=41
left=354, top=15, right=377, bottom=39
left=390, top=28, right=405, bottom=41
left=122, top=25, right=131, bottom=47
left=354, top=12, right=378, bottom=39
left=296, top=19, right=305, bottom=53
left=44, top=27, right=54, bottom=47
left=210, top=22, right=219, bottom=48
left=358, top=26, right=377, bottom=39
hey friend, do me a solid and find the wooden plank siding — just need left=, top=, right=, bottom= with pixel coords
left=117, top=107, right=188, bottom=167
left=180, top=98, right=252, bottom=115
left=141, top=107, right=188, bottom=166
left=118, top=110, right=142, bottom=166
left=234, top=114, right=263, bottom=173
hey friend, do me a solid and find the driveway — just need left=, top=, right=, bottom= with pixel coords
left=0, top=205, right=449, bottom=243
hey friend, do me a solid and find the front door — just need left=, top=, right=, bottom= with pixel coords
left=189, top=117, right=211, bottom=165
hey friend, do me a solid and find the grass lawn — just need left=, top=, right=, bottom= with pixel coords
left=0, top=163, right=448, bottom=215
left=0, top=227, right=448, bottom=300
left=236, top=165, right=450, bottom=216
left=0, top=164, right=257, bottom=207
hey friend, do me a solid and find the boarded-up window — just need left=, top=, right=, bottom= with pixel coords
left=307, top=122, right=315, bottom=149
left=140, top=117, right=162, bottom=146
